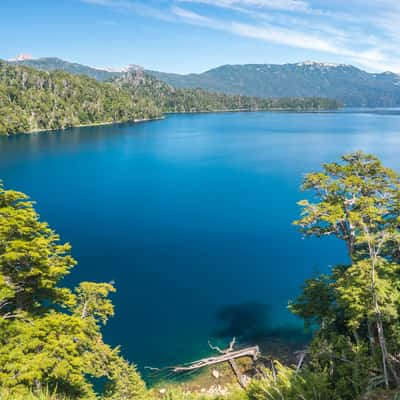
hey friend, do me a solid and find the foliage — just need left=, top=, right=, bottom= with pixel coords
left=0, top=62, right=340, bottom=135
left=0, top=180, right=147, bottom=399
left=3, top=149, right=400, bottom=400
left=291, top=152, right=400, bottom=397
left=246, top=361, right=333, bottom=400
left=0, top=386, right=71, bottom=400
left=0, top=61, right=161, bottom=135
left=113, top=70, right=341, bottom=113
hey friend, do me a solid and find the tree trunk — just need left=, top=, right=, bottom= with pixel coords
left=370, top=256, right=390, bottom=389
left=367, top=236, right=400, bottom=388
left=367, top=321, right=376, bottom=357
left=352, top=329, right=361, bottom=346
left=228, top=359, right=246, bottom=388
left=375, top=316, right=390, bottom=389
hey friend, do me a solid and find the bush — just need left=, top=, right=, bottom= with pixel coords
left=247, top=361, right=334, bottom=400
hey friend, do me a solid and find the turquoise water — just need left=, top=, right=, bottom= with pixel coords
left=1, top=110, right=400, bottom=373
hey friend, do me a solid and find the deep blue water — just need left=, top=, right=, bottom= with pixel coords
left=1, top=110, right=400, bottom=374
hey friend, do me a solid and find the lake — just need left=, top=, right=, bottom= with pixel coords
left=1, top=110, right=400, bottom=376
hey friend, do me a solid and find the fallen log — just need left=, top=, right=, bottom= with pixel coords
left=172, top=345, right=260, bottom=372
left=146, top=338, right=260, bottom=388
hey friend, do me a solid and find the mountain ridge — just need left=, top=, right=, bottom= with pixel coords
left=1, top=61, right=339, bottom=135
left=147, top=62, right=400, bottom=107
left=9, top=56, right=400, bottom=106
left=9, top=57, right=121, bottom=81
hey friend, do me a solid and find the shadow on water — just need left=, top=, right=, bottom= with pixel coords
left=145, top=302, right=311, bottom=384
left=212, top=302, right=311, bottom=361
left=213, top=302, right=271, bottom=342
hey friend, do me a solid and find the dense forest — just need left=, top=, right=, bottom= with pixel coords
left=13, top=57, right=400, bottom=107
left=0, top=62, right=341, bottom=135
left=0, top=61, right=161, bottom=135
left=113, top=69, right=340, bottom=114
left=1, top=152, right=400, bottom=399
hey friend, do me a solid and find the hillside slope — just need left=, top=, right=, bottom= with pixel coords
left=14, top=57, right=400, bottom=107
left=113, top=69, right=340, bottom=113
left=10, top=57, right=120, bottom=81
left=0, top=61, right=340, bottom=135
left=0, top=61, right=161, bottom=134
left=147, top=62, right=400, bottom=107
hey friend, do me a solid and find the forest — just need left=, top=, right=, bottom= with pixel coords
left=0, top=61, right=161, bottom=135
left=1, top=152, right=400, bottom=399
left=0, top=61, right=341, bottom=135
left=113, top=69, right=340, bottom=114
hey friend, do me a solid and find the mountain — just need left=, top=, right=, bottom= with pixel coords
left=0, top=62, right=339, bottom=135
left=0, top=61, right=161, bottom=134
left=147, top=62, right=400, bottom=107
left=9, top=57, right=121, bottom=81
left=113, top=70, right=340, bottom=114
left=12, top=57, right=399, bottom=107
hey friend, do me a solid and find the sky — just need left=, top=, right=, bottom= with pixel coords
left=1, top=0, right=400, bottom=74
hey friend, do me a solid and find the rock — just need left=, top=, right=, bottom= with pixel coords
left=241, top=375, right=251, bottom=387
left=207, top=385, right=216, bottom=394
left=212, top=369, right=220, bottom=379
left=159, top=388, right=167, bottom=395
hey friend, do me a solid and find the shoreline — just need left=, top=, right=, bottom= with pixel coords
left=4, top=116, right=166, bottom=137
left=2, top=107, right=340, bottom=136
left=164, top=107, right=341, bottom=115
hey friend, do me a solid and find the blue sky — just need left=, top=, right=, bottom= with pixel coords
left=1, top=0, right=400, bottom=73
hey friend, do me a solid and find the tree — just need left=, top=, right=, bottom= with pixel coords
left=0, top=180, right=147, bottom=399
left=293, top=152, right=400, bottom=389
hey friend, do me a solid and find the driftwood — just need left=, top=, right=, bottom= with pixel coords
left=295, top=349, right=308, bottom=373
left=172, top=346, right=260, bottom=372
left=171, top=338, right=259, bottom=388
left=146, top=338, right=259, bottom=388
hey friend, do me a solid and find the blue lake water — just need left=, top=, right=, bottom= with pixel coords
left=1, top=110, right=400, bottom=375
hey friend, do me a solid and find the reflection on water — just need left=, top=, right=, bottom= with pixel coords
left=1, top=111, right=400, bottom=372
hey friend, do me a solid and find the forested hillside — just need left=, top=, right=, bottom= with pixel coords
left=0, top=61, right=161, bottom=134
left=10, top=57, right=120, bottom=81
left=148, top=62, right=400, bottom=107
left=0, top=62, right=341, bottom=135
left=14, top=57, right=400, bottom=107
left=112, top=70, right=340, bottom=113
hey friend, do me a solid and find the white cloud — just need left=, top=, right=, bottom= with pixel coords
left=80, top=0, right=174, bottom=21
left=96, top=20, right=119, bottom=25
left=170, top=6, right=396, bottom=71
left=172, top=1, right=400, bottom=72
left=179, top=0, right=311, bottom=12
left=171, top=6, right=218, bottom=26
left=82, top=0, right=400, bottom=73
left=230, top=22, right=340, bottom=54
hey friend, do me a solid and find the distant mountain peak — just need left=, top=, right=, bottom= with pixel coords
left=96, top=64, right=144, bottom=73
left=127, top=64, right=144, bottom=72
left=147, top=61, right=400, bottom=107
left=295, top=60, right=349, bottom=68
left=8, top=55, right=400, bottom=107
left=9, top=53, right=34, bottom=62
